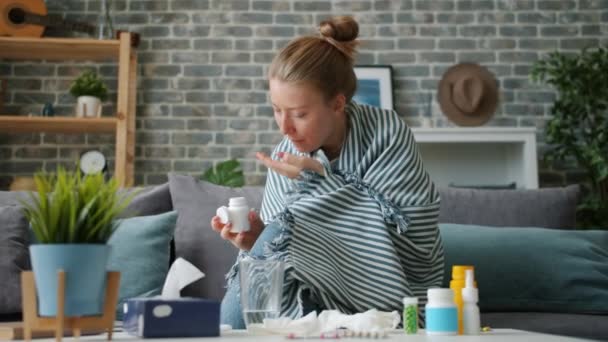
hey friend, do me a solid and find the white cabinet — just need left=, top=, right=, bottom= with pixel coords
left=411, top=127, right=538, bottom=189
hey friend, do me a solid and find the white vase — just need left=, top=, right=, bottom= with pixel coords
left=76, top=96, right=102, bottom=118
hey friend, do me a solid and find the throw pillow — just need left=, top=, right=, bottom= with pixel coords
left=438, top=185, right=580, bottom=229
left=439, top=223, right=608, bottom=314
left=0, top=206, right=31, bottom=314
left=108, top=211, right=178, bottom=319
left=119, top=183, right=177, bottom=268
left=118, top=183, right=173, bottom=218
left=168, top=173, right=265, bottom=300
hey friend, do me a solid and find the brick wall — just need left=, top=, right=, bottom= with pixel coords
left=1, top=0, right=607, bottom=189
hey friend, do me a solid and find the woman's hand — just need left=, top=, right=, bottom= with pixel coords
left=210, top=210, right=265, bottom=251
left=256, top=151, right=325, bottom=179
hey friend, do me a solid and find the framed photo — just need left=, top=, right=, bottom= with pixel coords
left=353, top=65, right=394, bottom=110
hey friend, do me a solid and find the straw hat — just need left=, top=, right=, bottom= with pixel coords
left=437, top=63, right=498, bottom=126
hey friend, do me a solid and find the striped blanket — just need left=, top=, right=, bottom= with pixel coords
left=231, top=102, right=444, bottom=320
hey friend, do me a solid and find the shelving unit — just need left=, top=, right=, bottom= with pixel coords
left=411, top=127, right=539, bottom=189
left=0, top=34, right=137, bottom=187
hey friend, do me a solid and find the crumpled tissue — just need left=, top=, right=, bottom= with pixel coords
left=246, top=309, right=400, bottom=337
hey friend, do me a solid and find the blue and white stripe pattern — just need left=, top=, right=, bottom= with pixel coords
left=235, top=102, right=443, bottom=321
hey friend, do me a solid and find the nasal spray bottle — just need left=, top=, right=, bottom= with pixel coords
left=450, top=265, right=475, bottom=334
left=462, top=269, right=481, bottom=335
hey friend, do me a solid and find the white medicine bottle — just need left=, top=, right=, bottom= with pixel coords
left=462, top=269, right=481, bottom=335
left=216, top=197, right=250, bottom=233
left=425, top=288, right=458, bottom=335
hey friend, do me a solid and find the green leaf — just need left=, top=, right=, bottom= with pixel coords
left=200, top=159, right=245, bottom=188
left=531, top=46, right=608, bottom=229
left=69, top=70, right=109, bottom=101
left=19, top=166, right=135, bottom=244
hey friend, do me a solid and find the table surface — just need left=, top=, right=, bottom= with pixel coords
left=34, top=329, right=592, bottom=342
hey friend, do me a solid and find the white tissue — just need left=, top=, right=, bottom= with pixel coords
left=317, top=309, right=400, bottom=333
left=249, top=311, right=320, bottom=336
left=247, top=309, right=400, bottom=337
left=161, top=257, right=205, bottom=299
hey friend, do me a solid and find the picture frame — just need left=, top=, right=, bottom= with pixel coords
left=353, top=65, right=394, bottom=110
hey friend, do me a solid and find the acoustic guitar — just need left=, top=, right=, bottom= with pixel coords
left=0, top=0, right=139, bottom=47
left=0, top=0, right=95, bottom=37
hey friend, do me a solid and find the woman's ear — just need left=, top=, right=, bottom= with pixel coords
left=331, top=93, right=347, bottom=115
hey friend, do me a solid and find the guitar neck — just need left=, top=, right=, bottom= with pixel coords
left=24, top=12, right=96, bottom=35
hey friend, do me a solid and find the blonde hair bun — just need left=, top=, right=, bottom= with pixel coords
left=268, top=15, right=359, bottom=102
left=319, top=16, right=359, bottom=42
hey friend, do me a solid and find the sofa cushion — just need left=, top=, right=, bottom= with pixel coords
left=119, top=183, right=176, bottom=267
left=119, top=183, right=173, bottom=218
left=108, top=211, right=178, bottom=319
left=440, top=223, right=608, bottom=314
left=0, top=206, right=31, bottom=314
left=438, top=185, right=580, bottom=229
left=168, top=173, right=265, bottom=300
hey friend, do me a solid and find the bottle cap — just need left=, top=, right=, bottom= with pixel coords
left=229, top=197, right=248, bottom=206
left=216, top=206, right=230, bottom=224
left=403, top=297, right=418, bottom=306
left=451, top=265, right=474, bottom=280
left=427, top=288, right=454, bottom=304
left=462, top=269, right=479, bottom=303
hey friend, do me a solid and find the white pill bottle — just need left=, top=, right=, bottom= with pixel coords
left=216, top=197, right=250, bottom=233
left=425, top=288, right=458, bottom=335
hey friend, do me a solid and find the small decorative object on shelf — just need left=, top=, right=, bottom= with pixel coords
left=80, top=149, right=108, bottom=175
left=97, top=0, right=114, bottom=40
left=69, top=70, right=108, bottom=118
left=41, top=103, right=55, bottom=117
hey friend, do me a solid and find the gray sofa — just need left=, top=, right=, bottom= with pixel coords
left=1, top=173, right=606, bottom=340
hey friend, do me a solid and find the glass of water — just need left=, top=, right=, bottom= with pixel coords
left=239, top=258, right=284, bottom=329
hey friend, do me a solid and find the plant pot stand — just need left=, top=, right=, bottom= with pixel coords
left=21, top=271, right=120, bottom=342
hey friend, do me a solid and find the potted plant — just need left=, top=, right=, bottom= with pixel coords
left=20, top=167, right=134, bottom=317
left=200, top=159, right=245, bottom=187
left=531, top=47, right=608, bottom=228
left=69, top=70, right=109, bottom=118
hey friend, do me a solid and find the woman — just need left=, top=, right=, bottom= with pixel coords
left=212, top=16, right=444, bottom=329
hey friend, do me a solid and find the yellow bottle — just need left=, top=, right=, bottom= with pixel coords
left=450, top=265, right=477, bottom=335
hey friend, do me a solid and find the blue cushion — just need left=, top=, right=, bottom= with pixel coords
left=108, top=211, right=178, bottom=318
left=439, top=223, right=608, bottom=314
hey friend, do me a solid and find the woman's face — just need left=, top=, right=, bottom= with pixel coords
left=269, top=78, right=343, bottom=153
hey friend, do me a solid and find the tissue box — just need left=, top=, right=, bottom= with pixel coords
left=123, top=297, right=220, bottom=338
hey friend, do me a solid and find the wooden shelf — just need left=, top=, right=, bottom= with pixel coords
left=0, top=116, right=117, bottom=134
left=0, top=36, right=120, bottom=61
left=0, top=32, right=136, bottom=187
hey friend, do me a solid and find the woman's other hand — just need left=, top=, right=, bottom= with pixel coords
left=210, top=210, right=265, bottom=251
left=256, top=151, right=325, bottom=179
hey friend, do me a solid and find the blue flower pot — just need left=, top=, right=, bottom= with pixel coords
left=29, top=244, right=110, bottom=317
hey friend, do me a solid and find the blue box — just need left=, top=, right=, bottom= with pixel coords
left=123, top=298, right=220, bottom=338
